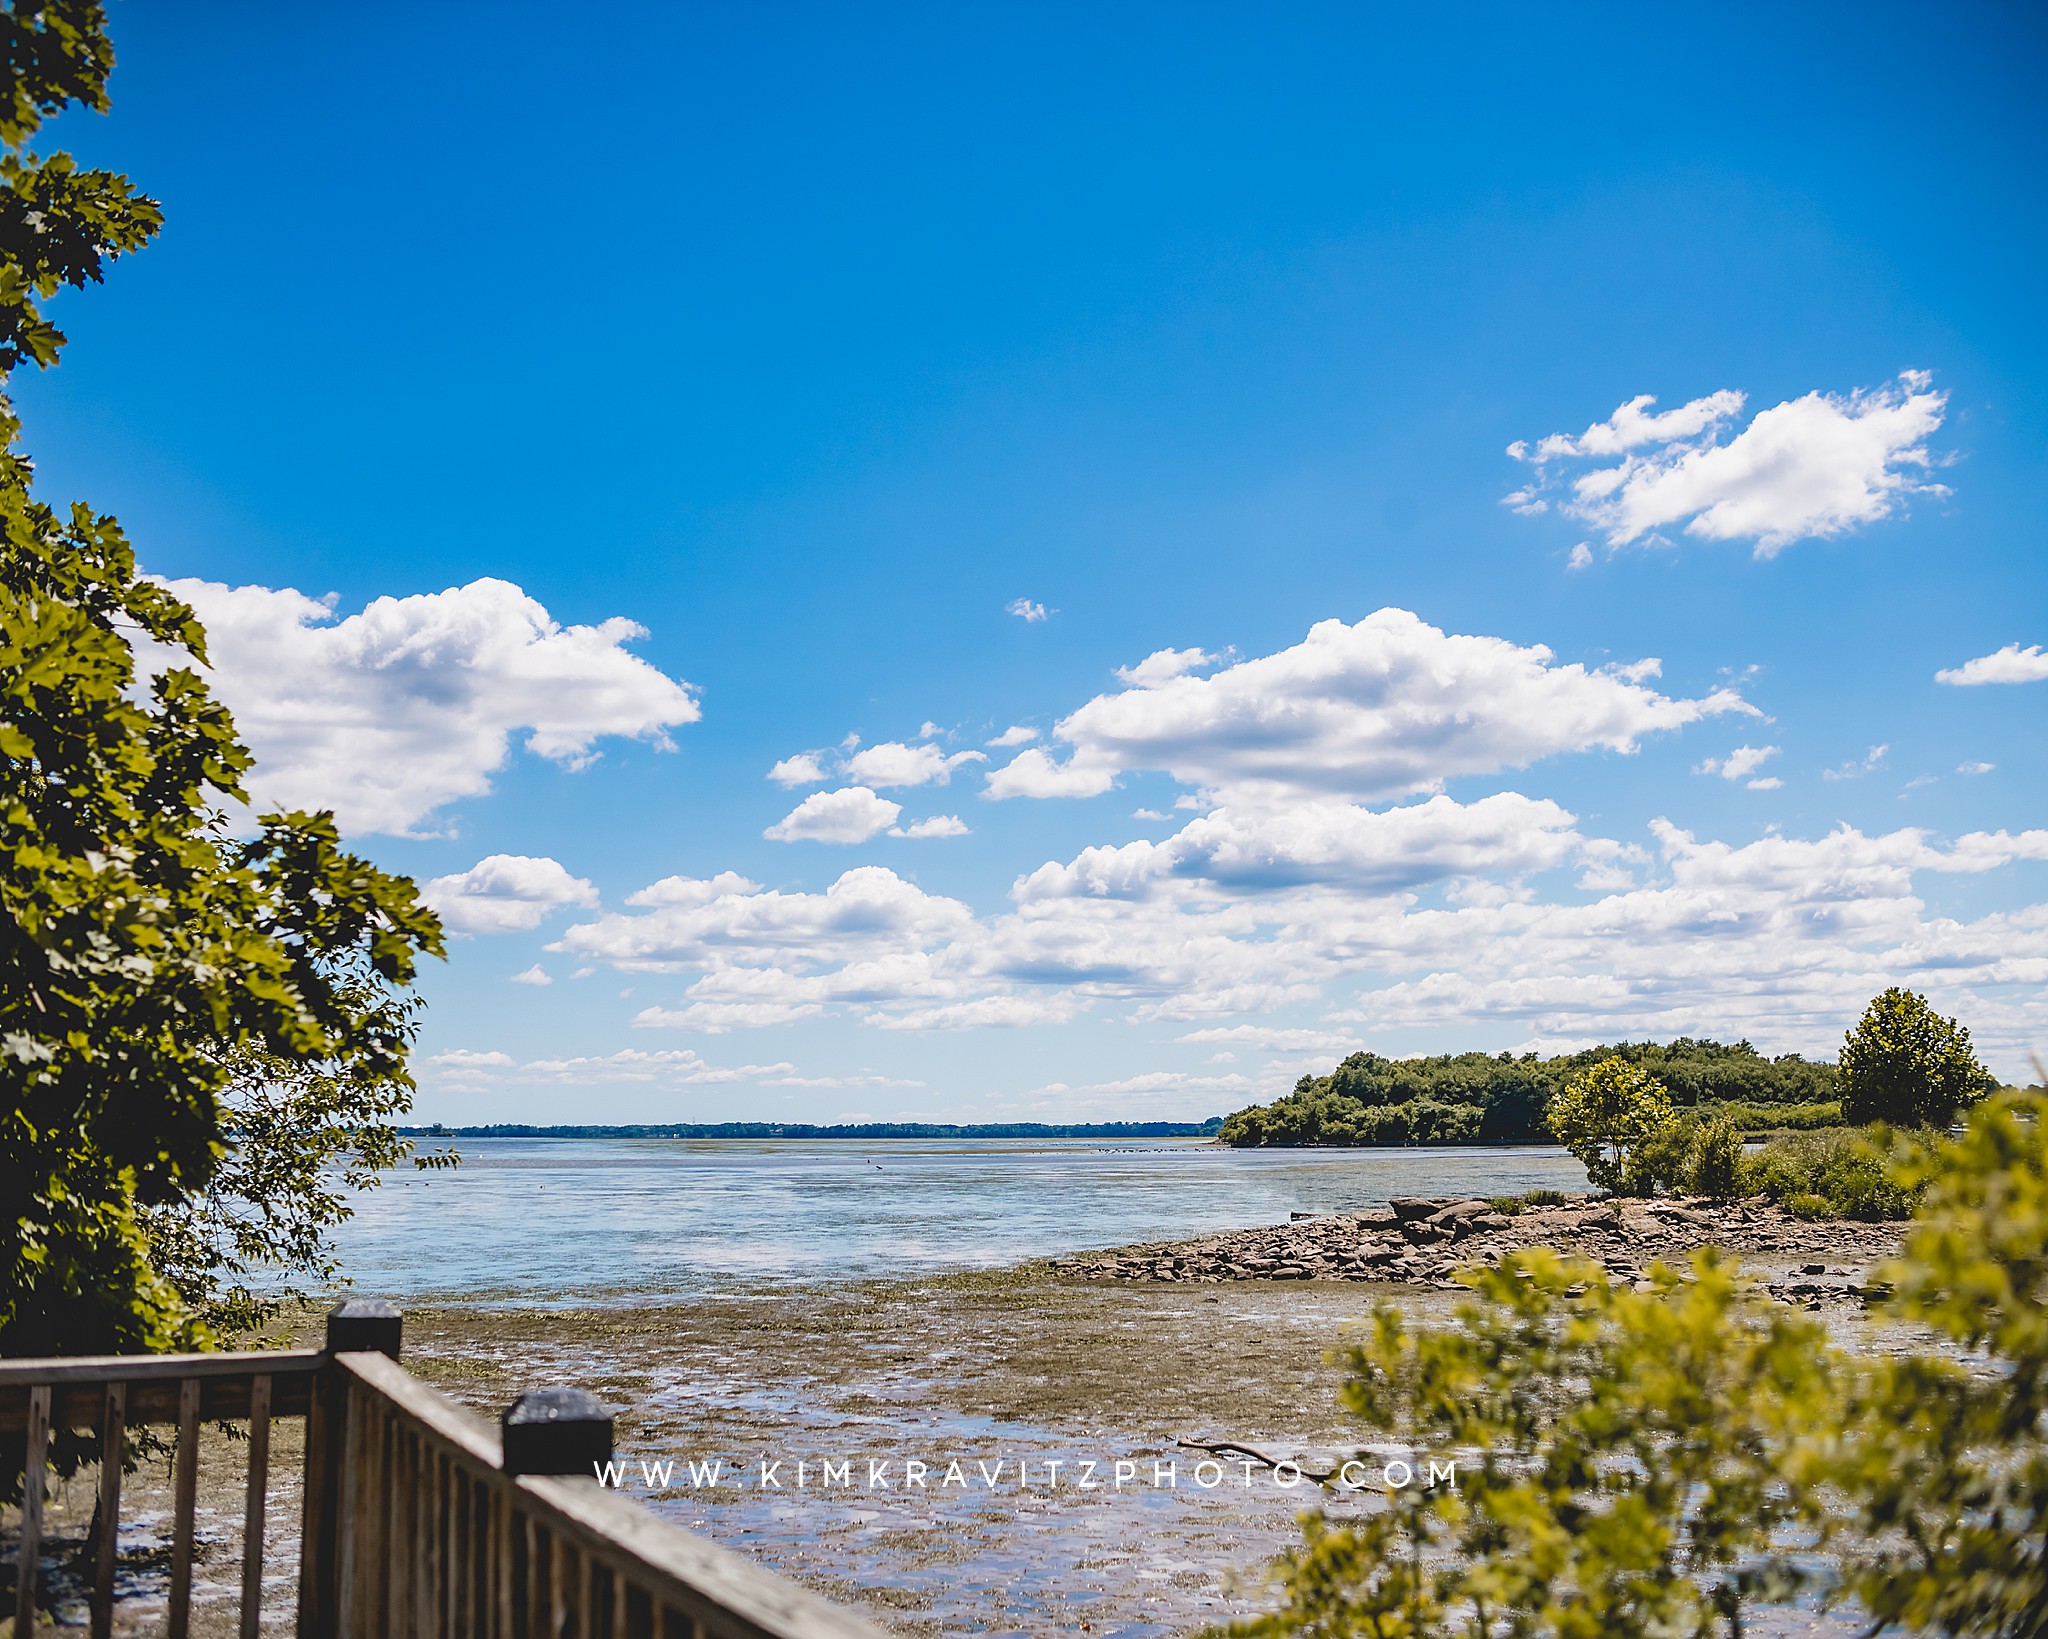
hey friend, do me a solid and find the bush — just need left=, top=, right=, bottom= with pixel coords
left=1519, top=1188, right=1568, bottom=1207
left=1738, top=1128, right=1920, bottom=1222
left=1217, top=1091, right=2048, bottom=1639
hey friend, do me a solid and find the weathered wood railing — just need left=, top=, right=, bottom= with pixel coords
left=2, top=1300, right=886, bottom=1639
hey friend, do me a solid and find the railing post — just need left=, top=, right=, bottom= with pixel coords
left=299, top=1300, right=403, bottom=1639
left=500, top=1388, right=614, bottom=1478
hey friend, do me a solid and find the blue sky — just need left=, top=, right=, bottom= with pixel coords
left=22, top=3, right=2048, bottom=1120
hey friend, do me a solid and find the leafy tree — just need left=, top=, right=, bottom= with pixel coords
left=1837, top=986, right=1996, bottom=1128
left=0, top=1, right=444, bottom=1363
left=139, top=991, right=456, bottom=1339
left=1546, top=1055, right=1672, bottom=1194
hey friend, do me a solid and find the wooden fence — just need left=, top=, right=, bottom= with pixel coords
left=1, top=1301, right=886, bottom=1639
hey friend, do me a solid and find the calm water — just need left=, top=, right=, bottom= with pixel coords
left=331, top=1137, right=1585, bottom=1303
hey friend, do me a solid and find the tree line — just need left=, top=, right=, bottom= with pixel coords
left=1217, top=1036, right=1843, bottom=1148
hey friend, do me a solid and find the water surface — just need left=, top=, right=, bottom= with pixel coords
left=333, top=1137, right=1584, bottom=1302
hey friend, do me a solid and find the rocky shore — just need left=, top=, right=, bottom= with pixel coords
left=1049, top=1193, right=1906, bottom=1308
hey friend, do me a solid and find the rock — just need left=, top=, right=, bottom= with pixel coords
left=1801, top=1262, right=1826, bottom=1275
left=1388, top=1197, right=1444, bottom=1221
left=1272, top=1266, right=1309, bottom=1280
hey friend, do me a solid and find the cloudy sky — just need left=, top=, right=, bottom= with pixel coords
left=26, top=5, right=2048, bottom=1120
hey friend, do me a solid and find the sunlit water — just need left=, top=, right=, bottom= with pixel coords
left=330, top=1137, right=1586, bottom=1302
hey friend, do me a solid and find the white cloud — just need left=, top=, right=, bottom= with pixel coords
left=1566, top=543, right=1594, bottom=571
left=554, top=866, right=974, bottom=974
left=421, top=854, right=599, bottom=934
left=987, top=725, right=1039, bottom=747
left=764, top=786, right=902, bottom=843
left=987, top=609, right=1751, bottom=809
left=984, top=746, right=1122, bottom=800
left=1175, top=1025, right=1357, bottom=1052
left=509, top=965, right=554, bottom=986
left=425, top=1046, right=799, bottom=1086
left=1936, top=643, right=2048, bottom=686
left=1508, top=373, right=1949, bottom=557
left=1695, top=744, right=1782, bottom=789
left=843, top=741, right=986, bottom=788
left=1014, top=793, right=1579, bottom=900
left=767, top=752, right=830, bottom=787
left=1824, top=744, right=1889, bottom=782
left=896, top=814, right=970, bottom=838
left=1114, top=647, right=1215, bottom=688
left=150, top=576, right=699, bottom=834
left=1959, top=761, right=1996, bottom=776
left=1006, top=598, right=1050, bottom=622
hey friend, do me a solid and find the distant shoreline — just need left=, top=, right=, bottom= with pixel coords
left=400, top=1119, right=1229, bottom=1140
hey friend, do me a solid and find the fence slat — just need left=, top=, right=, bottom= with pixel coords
left=240, top=1371, right=272, bottom=1639
left=167, top=1376, right=201, bottom=1639
left=12, top=1381, right=49, bottom=1634
left=91, top=1380, right=126, bottom=1639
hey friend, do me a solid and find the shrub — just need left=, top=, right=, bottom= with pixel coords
left=1520, top=1188, right=1568, bottom=1207
left=1738, top=1128, right=1920, bottom=1222
left=1784, top=1193, right=1835, bottom=1221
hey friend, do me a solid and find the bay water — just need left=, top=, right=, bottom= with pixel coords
left=331, top=1136, right=1587, bottom=1302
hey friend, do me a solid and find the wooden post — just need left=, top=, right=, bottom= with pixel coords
left=12, top=1382, right=48, bottom=1635
left=91, top=1380, right=125, bottom=1639
left=499, top=1388, right=614, bottom=1478
left=300, top=1299, right=404, bottom=1639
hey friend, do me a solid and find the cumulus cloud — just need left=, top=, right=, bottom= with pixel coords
left=1507, top=373, right=1949, bottom=556
left=1115, top=647, right=1216, bottom=688
left=149, top=576, right=699, bottom=834
left=986, top=609, right=1750, bottom=809
left=843, top=741, right=986, bottom=788
left=1959, top=761, right=1996, bottom=776
left=421, top=854, right=600, bottom=934
left=1696, top=744, right=1782, bottom=789
left=1006, top=598, right=1050, bottom=622
left=767, top=752, right=830, bottom=787
left=1936, top=643, right=2048, bottom=686
left=509, top=965, right=554, bottom=986
left=1175, top=1025, right=1357, bottom=1052
left=896, top=814, right=970, bottom=838
left=1014, top=793, right=1579, bottom=900
left=987, top=725, right=1039, bottom=747
left=764, top=786, right=902, bottom=843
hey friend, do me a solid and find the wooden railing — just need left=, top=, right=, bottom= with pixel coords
left=2, top=1300, right=887, bottom=1639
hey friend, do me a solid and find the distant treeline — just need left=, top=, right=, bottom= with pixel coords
left=405, top=1119, right=1228, bottom=1140
left=1217, top=1039, right=1840, bottom=1148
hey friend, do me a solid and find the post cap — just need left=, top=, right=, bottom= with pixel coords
left=326, top=1298, right=403, bottom=1359
left=501, top=1387, right=615, bottom=1478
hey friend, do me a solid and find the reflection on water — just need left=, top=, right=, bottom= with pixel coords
left=333, top=1137, right=1585, bottom=1301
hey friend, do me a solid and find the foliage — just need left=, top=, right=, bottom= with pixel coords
left=1218, top=1251, right=1844, bottom=1639
left=1217, top=1039, right=1838, bottom=1149
left=1738, top=1127, right=1921, bottom=1222
left=1830, top=1089, right=2048, bottom=1633
left=1547, top=1057, right=1673, bottom=1194
left=1837, top=986, right=1996, bottom=1128
left=0, top=0, right=444, bottom=1363
left=139, top=993, right=456, bottom=1337
left=1217, top=1087, right=2048, bottom=1639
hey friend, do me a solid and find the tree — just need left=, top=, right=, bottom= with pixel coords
left=140, top=990, right=456, bottom=1339
left=1837, top=986, right=1995, bottom=1128
left=1, top=1, right=444, bottom=1363
left=1546, top=1055, right=1672, bottom=1194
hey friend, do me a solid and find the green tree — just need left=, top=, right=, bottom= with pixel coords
left=1546, top=1055, right=1673, bottom=1194
left=1, top=1, right=444, bottom=1362
left=1837, top=986, right=1996, bottom=1128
